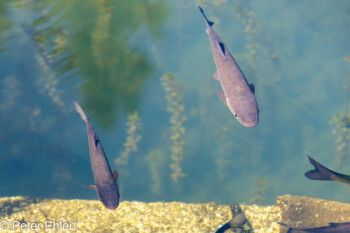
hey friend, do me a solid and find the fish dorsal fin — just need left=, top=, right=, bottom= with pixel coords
left=218, top=42, right=225, bottom=56
left=216, top=90, right=227, bottom=105
left=249, top=84, right=255, bottom=94
left=112, top=170, right=118, bottom=181
left=82, top=185, right=96, bottom=191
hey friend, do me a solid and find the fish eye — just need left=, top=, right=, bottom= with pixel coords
left=234, top=114, right=238, bottom=117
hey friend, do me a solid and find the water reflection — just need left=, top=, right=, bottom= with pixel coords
left=0, top=0, right=168, bottom=198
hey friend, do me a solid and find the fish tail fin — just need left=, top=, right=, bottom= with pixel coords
left=198, top=6, right=214, bottom=27
left=73, top=101, right=88, bottom=122
left=304, top=155, right=333, bottom=181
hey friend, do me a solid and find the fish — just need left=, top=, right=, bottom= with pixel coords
left=304, top=155, right=350, bottom=186
left=74, top=101, right=120, bottom=210
left=279, top=222, right=350, bottom=233
left=215, top=204, right=251, bottom=233
left=198, top=6, right=259, bottom=127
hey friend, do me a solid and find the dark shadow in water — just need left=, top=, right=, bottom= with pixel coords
left=0, top=197, right=44, bottom=218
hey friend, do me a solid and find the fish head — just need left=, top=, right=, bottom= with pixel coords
left=99, top=193, right=120, bottom=210
left=235, top=111, right=259, bottom=127
left=228, top=98, right=259, bottom=127
left=97, top=185, right=120, bottom=210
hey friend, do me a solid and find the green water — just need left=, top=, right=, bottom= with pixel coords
left=0, top=0, right=349, bottom=206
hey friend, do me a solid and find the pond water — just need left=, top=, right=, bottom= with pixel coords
left=0, top=0, right=349, bottom=206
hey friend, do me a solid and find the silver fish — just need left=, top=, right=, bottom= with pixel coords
left=199, top=6, right=259, bottom=127
left=74, top=101, right=120, bottom=210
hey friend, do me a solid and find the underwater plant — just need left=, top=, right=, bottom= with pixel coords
left=330, top=72, right=350, bottom=167
left=0, top=76, right=21, bottom=115
left=21, top=21, right=70, bottom=111
left=0, top=0, right=12, bottom=52
left=249, top=177, right=268, bottom=205
left=233, top=2, right=261, bottom=73
left=146, top=149, right=166, bottom=195
left=161, top=72, right=187, bottom=183
left=19, top=0, right=168, bottom=129
left=115, top=111, right=142, bottom=166
left=331, top=114, right=350, bottom=167
left=330, top=55, right=350, bottom=167
left=213, top=125, right=234, bottom=182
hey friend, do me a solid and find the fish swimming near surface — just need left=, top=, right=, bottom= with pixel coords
left=279, top=222, right=350, bottom=233
left=74, top=101, right=120, bottom=210
left=305, top=155, right=350, bottom=186
left=198, top=6, right=259, bottom=127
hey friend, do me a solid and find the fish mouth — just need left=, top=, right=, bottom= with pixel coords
left=104, top=201, right=119, bottom=210
left=243, top=122, right=258, bottom=127
left=239, top=115, right=259, bottom=127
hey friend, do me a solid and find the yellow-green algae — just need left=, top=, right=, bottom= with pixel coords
left=0, top=196, right=282, bottom=233
left=1, top=195, right=350, bottom=232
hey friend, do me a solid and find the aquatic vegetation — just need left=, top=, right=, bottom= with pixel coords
left=0, top=0, right=12, bottom=52
left=146, top=149, right=166, bottom=195
left=21, top=23, right=69, bottom=111
left=0, top=76, right=21, bottom=114
left=331, top=73, right=350, bottom=167
left=233, top=2, right=261, bottom=73
left=250, top=177, right=268, bottom=205
left=161, top=72, right=187, bottom=183
left=36, top=66, right=65, bottom=110
left=29, top=107, right=42, bottom=132
left=213, top=125, right=234, bottom=182
left=115, top=111, right=142, bottom=166
left=331, top=114, right=350, bottom=167
left=18, top=0, right=169, bottom=129
left=345, top=56, right=350, bottom=63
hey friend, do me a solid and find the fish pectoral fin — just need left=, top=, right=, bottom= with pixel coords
left=248, top=83, right=255, bottom=94
left=216, top=90, right=227, bottom=105
left=217, top=42, right=226, bottom=56
left=112, top=170, right=118, bottom=181
left=82, top=185, right=97, bottom=191
left=213, top=71, right=220, bottom=81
